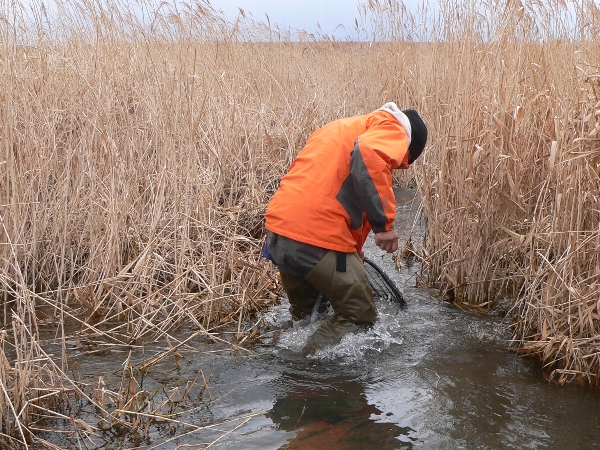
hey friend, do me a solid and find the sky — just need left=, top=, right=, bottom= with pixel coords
left=206, top=0, right=421, bottom=39
left=17, top=0, right=431, bottom=41
left=207, top=0, right=361, bottom=35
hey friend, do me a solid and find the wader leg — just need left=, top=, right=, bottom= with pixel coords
left=304, top=315, right=362, bottom=354
left=303, top=251, right=376, bottom=354
left=279, top=271, right=321, bottom=321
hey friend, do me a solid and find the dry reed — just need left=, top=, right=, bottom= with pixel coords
left=1, top=0, right=600, bottom=446
left=410, top=0, right=600, bottom=386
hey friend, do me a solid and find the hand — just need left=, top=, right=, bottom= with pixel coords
left=374, top=229, right=398, bottom=253
left=358, top=250, right=365, bottom=261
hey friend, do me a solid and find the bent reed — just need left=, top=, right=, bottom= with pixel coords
left=1, top=0, right=599, bottom=445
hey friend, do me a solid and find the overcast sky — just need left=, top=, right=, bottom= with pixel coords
left=206, top=0, right=422, bottom=38
left=18, top=0, right=429, bottom=40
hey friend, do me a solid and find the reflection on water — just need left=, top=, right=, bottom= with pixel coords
left=267, top=372, right=416, bottom=450
left=40, top=188, right=600, bottom=449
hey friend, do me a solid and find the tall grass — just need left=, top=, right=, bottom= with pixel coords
left=1, top=0, right=600, bottom=445
left=364, top=0, right=600, bottom=385
left=403, top=0, right=600, bottom=385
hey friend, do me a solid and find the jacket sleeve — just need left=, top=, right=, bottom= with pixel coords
left=349, top=118, right=409, bottom=233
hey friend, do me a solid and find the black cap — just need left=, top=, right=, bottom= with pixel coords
left=403, top=109, right=428, bottom=164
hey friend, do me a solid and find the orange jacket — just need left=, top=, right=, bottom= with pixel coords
left=265, top=103, right=411, bottom=254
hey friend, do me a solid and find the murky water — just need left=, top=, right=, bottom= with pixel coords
left=41, top=188, right=600, bottom=449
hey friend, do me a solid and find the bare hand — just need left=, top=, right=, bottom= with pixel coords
left=374, top=229, right=398, bottom=253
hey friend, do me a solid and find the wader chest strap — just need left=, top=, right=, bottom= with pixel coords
left=336, top=252, right=346, bottom=272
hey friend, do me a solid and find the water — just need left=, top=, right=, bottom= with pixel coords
left=180, top=303, right=599, bottom=449
left=40, top=188, right=600, bottom=449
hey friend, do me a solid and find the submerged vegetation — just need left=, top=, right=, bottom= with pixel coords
left=0, top=0, right=599, bottom=446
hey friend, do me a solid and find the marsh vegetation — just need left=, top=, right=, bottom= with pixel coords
left=1, top=0, right=599, bottom=446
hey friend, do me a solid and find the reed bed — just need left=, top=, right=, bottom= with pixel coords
left=1, top=0, right=600, bottom=446
left=411, top=0, right=600, bottom=386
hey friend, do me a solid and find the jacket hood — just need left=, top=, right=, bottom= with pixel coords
left=377, top=102, right=412, bottom=144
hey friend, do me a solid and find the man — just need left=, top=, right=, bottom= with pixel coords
left=264, top=102, right=428, bottom=354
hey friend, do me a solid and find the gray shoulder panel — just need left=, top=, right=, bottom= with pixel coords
left=346, top=140, right=388, bottom=232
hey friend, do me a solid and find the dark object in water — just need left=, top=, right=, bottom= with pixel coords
left=310, top=293, right=325, bottom=324
left=363, top=257, right=406, bottom=306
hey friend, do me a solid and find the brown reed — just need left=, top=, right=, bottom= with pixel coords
left=1, top=0, right=600, bottom=445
